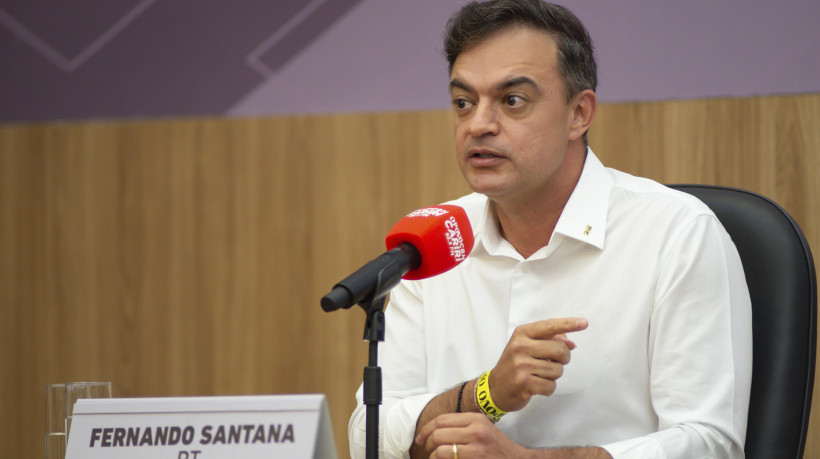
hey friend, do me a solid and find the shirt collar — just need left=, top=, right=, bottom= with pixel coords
left=472, top=148, right=612, bottom=257
left=553, top=148, right=611, bottom=249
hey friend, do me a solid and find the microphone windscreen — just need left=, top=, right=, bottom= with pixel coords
left=385, top=205, right=474, bottom=280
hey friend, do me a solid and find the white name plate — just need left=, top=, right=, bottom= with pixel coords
left=65, top=394, right=337, bottom=459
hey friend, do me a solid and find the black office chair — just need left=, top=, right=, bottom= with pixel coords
left=669, top=184, right=816, bottom=459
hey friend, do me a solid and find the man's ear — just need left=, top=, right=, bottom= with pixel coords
left=568, top=89, right=597, bottom=142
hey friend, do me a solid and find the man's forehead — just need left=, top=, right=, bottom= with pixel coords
left=450, top=27, right=559, bottom=83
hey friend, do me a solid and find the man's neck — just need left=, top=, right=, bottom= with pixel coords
left=492, top=146, right=587, bottom=259
left=493, top=197, right=564, bottom=259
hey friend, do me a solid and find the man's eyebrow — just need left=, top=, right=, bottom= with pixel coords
left=449, top=78, right=472, bottom=93
left=448, top=76, right=540, bottom=93
left=496, top=76, right=538, bottom=92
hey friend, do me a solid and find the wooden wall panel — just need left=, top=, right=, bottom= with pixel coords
left=1, top=93, right=818, bottom=458
left=0, top=112, right=468, bottom=458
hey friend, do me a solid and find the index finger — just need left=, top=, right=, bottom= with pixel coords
left=523, top=317, right=588, bottom=340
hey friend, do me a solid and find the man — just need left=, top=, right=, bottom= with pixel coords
left=349, top=1, right=752, bottom=458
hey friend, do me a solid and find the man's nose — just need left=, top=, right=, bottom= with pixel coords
left=468, top=102, right=500, bottom=137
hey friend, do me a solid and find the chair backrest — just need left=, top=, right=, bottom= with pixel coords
left=670, top=185, right=816, bottom=459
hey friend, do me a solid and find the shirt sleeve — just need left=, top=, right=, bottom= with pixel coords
left=348, top=279, right=435, bottom=459
left=602, top=213, right=752, bottom=459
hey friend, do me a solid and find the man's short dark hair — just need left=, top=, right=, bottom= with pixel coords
left=444, top=0, right=597, bottom=103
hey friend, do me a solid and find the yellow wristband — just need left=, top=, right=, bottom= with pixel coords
left=475, top=370, right=506, bottom=422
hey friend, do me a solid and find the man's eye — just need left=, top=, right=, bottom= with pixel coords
left=453, top=99, right=471, bottom=110
left=504, top=95, right=524, bottom=107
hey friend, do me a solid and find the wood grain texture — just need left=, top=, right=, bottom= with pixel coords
left=1, top=93, right=818, bottom=458
left=0, top=112, right=467, bottom=458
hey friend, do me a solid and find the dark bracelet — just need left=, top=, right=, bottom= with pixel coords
left=456, top=381, right=469, bottom=413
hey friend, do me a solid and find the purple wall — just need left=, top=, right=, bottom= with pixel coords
left=1, top=0, right=818, bottom=122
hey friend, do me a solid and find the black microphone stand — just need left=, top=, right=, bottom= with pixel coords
left=360, top=296, right=386, bottom=459
left=321, top=244, right=419, bottom=458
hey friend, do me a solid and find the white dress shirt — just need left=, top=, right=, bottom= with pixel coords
left=349, top=150, right=752, bottom=459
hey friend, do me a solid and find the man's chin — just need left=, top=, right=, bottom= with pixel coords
left=463, top=171, right=506, bottom=193
left=467, top=184, right=509, bottom=201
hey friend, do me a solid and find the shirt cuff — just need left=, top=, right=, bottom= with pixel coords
left=383, top=393, right=438, bottom=458
left=602, top=435, right=665, bottom=459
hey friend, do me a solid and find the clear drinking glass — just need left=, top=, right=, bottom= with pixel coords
left=45, top=384, right=67, bottom=459
left=46, top=381, right=112, bottom=459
